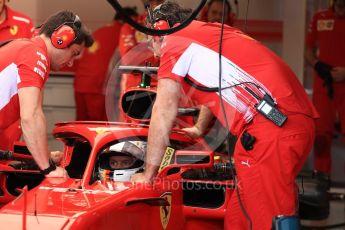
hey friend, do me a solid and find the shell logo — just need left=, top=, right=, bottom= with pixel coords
left=95, top=128, right=107, bottom=134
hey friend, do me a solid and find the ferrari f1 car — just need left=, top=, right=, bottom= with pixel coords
left=0, top=66, right=330, bottom=229
left=0, top=119, right=234, bottom=230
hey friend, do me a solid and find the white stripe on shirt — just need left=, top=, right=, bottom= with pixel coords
left=0, top=63, right=19, bottom=110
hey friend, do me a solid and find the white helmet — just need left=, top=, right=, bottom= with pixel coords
left=98, top=141, right=145, bottom=182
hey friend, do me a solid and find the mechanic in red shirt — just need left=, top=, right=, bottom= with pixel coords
left=0, top=0, right=33, bottom=41
left=73, top=8, right=137, bottom=121
left=0, top=10, right=93, bottom=177
left=195, top=0, right=236, bottom=152
left=131, top=2, right=319, bottom=229
left=305, top=0, right=345, bottom=174
left=118, top=0, right=163, bottom=89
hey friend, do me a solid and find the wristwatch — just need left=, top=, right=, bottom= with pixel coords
left=40, top=159, right=57, bottom=175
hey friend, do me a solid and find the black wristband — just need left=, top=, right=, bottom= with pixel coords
left=40, top=159, right=57, bottom=175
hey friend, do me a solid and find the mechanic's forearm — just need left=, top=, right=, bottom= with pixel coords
left=21, top=112, right=50, bottom=170
left=145, top=103, right=178, bottom=179
left=144, top=79, right=180, bottom=179
left=195, top=106, right=214, bottom=134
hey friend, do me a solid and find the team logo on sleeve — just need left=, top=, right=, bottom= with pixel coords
left=37, top=60, right=47, bottom=72
left=36, top=51, right=48, bottom=62
left=34, top=67, right=45, bottom=79
left=135, top=31, right=148, bottom=43
left=317, top=19, right=334, bottom=31
left=10, top=25, right=18, bottom=36
left=34, top=55, right=48, bottom=79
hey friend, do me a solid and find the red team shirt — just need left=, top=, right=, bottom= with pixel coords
left=306, top=7, right=345, bottom=93
left=0, top=6, right=33, bottom=41
left=158, top=21, right=318, bottom=135
left=119, top=14, right=159, bottom=91
left=158, top=20, right=319, bottom=229
left=0, top=37, right=50, bottom=148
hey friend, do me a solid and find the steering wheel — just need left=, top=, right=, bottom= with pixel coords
left=106, top=0, right=207, bottom=36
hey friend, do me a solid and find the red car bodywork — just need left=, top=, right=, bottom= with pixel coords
left=0, top=121, right=233, bottom=229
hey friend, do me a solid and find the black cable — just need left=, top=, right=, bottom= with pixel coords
left=106, top=0, right=207, bottom=36
left=218, top=0, right=252, bottom=229
left=184, top=76, right=265, bottom=92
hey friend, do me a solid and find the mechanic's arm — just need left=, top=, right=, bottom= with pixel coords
left=331, top=67, right=345, bottom=82
left=182, top=105, right=214, bottom=139
left=18, top=87, right=67, bottom=177
left=305, top=42, right=345, bottom=82
left=131, top=78, right=180, bottom=183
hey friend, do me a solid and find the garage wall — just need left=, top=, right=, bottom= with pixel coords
left=7, top=0, right=306, bottom=80
left=8, top=0, right=283, bottom=30
left=8, top=0, right=203, bottom=30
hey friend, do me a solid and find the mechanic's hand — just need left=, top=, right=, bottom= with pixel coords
left=50, top=151, right=64, bottom=165
left=45, top=166, right=69, bottom=178
left=130, top=172, right=153, bottom=184
left=182, top=126, right=203, bottom=139
left=331, top=67, right=345, bottom=82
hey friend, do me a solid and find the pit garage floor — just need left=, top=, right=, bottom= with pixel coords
left=302, top=136, right=345, bottom=229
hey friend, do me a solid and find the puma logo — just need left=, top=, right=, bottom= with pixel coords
left=241, top=160, right=251, bottom=168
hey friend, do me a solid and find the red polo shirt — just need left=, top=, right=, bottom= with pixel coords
left=74, top=21, right=123, bottom=93
left=158, top=21, right=318, bottom=135
left=306, top=8, right=345, bottom=66
left=0, top=37, right=50, bottom=149
left=118, top=14, right=159, bottom=92
left=306, top=7, right=345, bottom=94
left=0, top=6, right=33, bottom=41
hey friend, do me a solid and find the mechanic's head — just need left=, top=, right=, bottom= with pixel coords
left=207, top=0, right=231, bottom=23
left=98, top=141, right=145, bottom=182
left=150, top=1, right=192, bottom=28
left=39, top=10, right=94, bottom=71
left=148, top=1, right=192, bottom=57
left=141, top=0, right=165, bottom=8
left=333, top=0, right=345, bottom=16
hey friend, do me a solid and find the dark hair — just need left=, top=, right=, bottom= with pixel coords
left=39, top=10, right=94, bottom=48
left=150, top=1, right=192, bottom=27
left=208, top=0, right=232, bottom=14
left=114, top=7, right=138, bottom=21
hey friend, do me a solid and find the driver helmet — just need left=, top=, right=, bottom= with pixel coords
left=98, top=141, right=145, bottom=182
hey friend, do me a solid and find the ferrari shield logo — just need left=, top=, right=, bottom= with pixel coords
left=88, top=40, right=99, bottom=53
left=317, top=19, right=334, bottom=31
left=160, top=192, right=172, bottom=229
left=10, top=25, right=18, bottom=36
